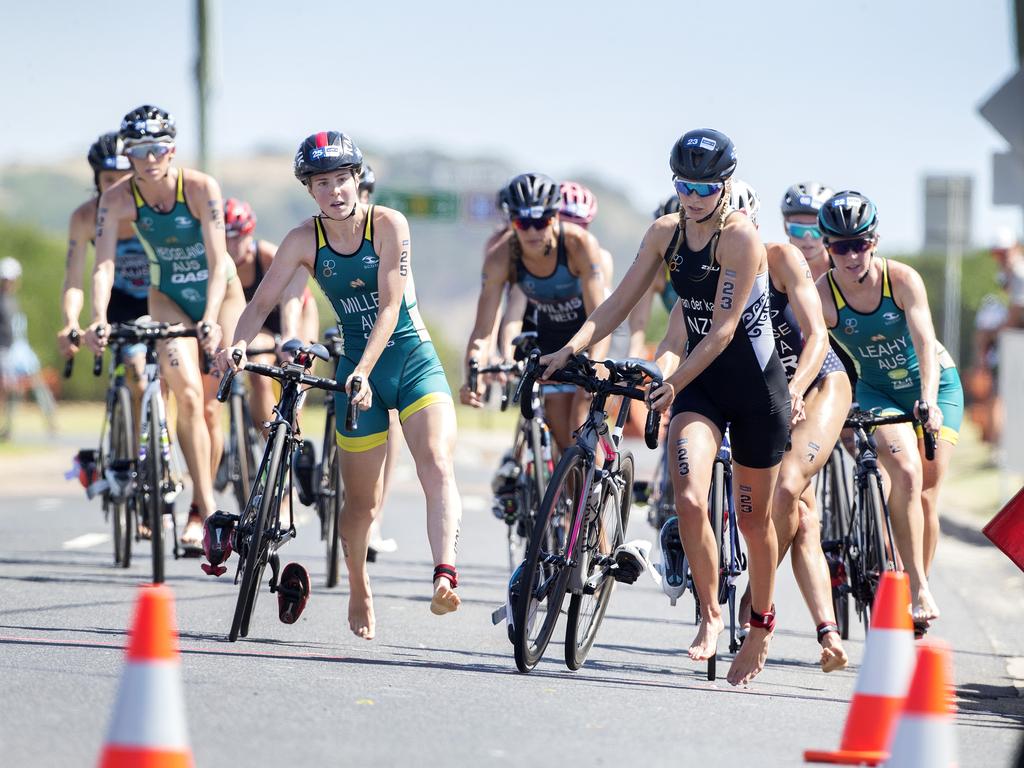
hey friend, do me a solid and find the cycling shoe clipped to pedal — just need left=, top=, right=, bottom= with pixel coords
left=292, top=439, right=317, bottom=506
left=277, top=562, right=311, bottom=624
left=492, top=561, right=524, bottom=644
left=201, top=511, right=238, bottom=576
left=659, top=516, right=689, bottom=606
left=611, top=540, right=654, bottom=585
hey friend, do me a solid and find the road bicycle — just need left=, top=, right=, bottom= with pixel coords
left=820, top=407, right=936, bottom=633
left=216, top=340, right=356, bottom=641
left=509, top=351, right=661, bottom=673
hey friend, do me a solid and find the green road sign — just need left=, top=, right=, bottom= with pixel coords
left=374, top=190, right=459, bottom=219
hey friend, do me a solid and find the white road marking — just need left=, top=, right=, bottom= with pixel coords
left=62, top=532, right=111, bottom=550
left=36, top=497, right=61, bottom=512
left=1006, top=658, right=1024, bottom=695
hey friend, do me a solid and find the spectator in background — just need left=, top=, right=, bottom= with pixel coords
left=0, top=258, right=56, bottom=439
left=992, top=227, right=1024, bottom=329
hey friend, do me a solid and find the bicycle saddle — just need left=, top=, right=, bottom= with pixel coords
left=281, top=338, right=330, bottom=362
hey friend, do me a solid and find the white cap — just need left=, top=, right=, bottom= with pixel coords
left=993, top=226, right=1018, bottom=250
left=0, top=257, right=21, bottom=280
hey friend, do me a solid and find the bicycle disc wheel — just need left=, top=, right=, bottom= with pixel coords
left=513, top=446, right=585, bottom=673
left=145, top=395, right=166, bottom=584
left=229, top=427, right=286, bottom=641
left=325, top=440, right=342, bottom=589
left=110, top=386, right=133, bottom=568
left=564, top=452, right=634, bottom=670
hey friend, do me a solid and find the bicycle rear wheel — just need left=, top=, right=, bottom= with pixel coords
left=109, top=386, right=133, bottom=568
left=710, top=459, right=728, bottom=605
left=229, top=426, right=286, bottom=641
left=564, top=452, right=633, bottom=670
left=513, top=446, right=585, bottom=673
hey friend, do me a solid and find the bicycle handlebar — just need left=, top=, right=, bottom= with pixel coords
left=844, top=408, right=936, bottom=461
left=216, top=352, right=344, bottom=404
left=517, top=351, right=663, bottom=448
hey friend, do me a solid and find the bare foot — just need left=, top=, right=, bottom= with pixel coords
left=727, top=627, right=772, bottom=685
left=819, top=631, right=849, bottom=673
left=913, top=587, right=940, bottom=623
left=348, top=580, right=376, bottom=640
left=688, top=614, right=724, bottom=661
left=430, top=577, right=460, bottom=616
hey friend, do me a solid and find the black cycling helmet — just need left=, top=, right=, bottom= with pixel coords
left=781, top=181, right=834, bottom=217
left=653, top=195, right=681, bottom=219
left=358, top=164, right=376, bottom=193
left=87, top=132, right=130, bottom=183
left=502, top=172, right=561, bottom=217
left=119, top=105, right=176, bottom=145
left=818, top=190, right=879, bottom=239
left=294, top=131, right=363, bottom=183
left=669, top=128, right=737, bottom=182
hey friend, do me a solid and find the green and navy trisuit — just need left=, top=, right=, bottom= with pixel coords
left=130, top=169, right=236, bottom=323
left=826, top=258, right=963, bottom=444
left=313, top=206, right=451, bottom=452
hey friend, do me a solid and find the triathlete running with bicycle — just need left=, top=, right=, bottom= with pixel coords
left=220, top=131, right=462, bottom=639
left=727, top=181, right=852, bottom=672
left=59, top=133, right=150, bottom=419
left=462, top=173, right=610, bottom=452
left=815, top=191, right=964, bottom=626
left=85, top=105, right=245, bottom=553
left=543, top=129, right=790, bottom=685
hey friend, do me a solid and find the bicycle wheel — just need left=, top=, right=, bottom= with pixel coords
left=229, top=426, right=286, bottom=641
left=823, top=450, right=851, bottom=640
left=229, top=391, right=252, bottom=512
left=564, top=452, right=634, bottom=670
left=710, top=459, right=728, bottom=605
left=109, top=386, right=133, bottom=568
left=858, top=472, right=890, bottom=630
left=324, top=439, right=342, bottom=589
left=145, top=395, right=165, bottom=584
left=513, top=446, right=585, bottom=673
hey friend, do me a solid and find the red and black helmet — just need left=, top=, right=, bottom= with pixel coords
left=293, top=131, right=363, bottom=183
left=224, top=198, right=256, bottom=237
left=559, top=181, right=598, bottom=225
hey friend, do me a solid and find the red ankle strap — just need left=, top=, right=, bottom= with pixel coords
left=433, top=564, right=458, bottom=589
left=750, top=606, right=776, bottom=633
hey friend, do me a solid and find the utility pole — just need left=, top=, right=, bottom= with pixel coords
left=195, top=0, right=213, bottom=173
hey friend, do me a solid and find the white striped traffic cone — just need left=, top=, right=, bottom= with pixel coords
left=882, top=641, right=957, bottom=767
left=98, top=584, right=193, bottom=768
left=805, top=571, right=917, bottom=765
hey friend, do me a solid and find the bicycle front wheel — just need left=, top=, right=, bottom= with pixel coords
left=513, top=446, right=585, bottom=673
left=564, top=452, right=633, bottom=670
left=144, top=395, right=166, bottom=584
left=859, top=472, right=891, bottom=630
left=324, top=439, right=342, bottom=589
left=229, top=426, right=286, bottom=641
left=109, top=385, right=133, bottom=568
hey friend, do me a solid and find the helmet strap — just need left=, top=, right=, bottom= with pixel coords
left=694, top=188, right=726, bottom=224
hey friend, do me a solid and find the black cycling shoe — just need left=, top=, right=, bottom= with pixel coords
left=292, top=440, right=317, bottom=506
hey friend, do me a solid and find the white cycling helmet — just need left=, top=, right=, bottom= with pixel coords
left=0, top=257, right=22, bottom=280
left=730, top=179, right=760, bottom=228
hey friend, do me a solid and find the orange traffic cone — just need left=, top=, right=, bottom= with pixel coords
left=805, top=572, right=917, bottom=765
left=98, top=584, right=193, bottom=768
left=882, top=641, right=957, bottom=767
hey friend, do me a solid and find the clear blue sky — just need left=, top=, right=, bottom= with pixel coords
left=0, top=0, right=1019, bottom=250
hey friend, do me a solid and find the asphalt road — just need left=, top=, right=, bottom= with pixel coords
left=1, top=427, right=1022, bottom=767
